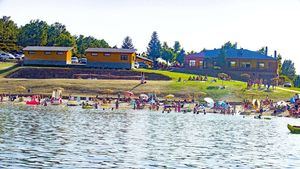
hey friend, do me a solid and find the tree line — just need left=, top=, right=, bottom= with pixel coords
left=0, top=16, right=187, bottom=64
left=1, top=15, right=298, bottom=81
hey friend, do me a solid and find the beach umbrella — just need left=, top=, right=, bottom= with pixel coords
left=165, top=94, right=175, bottom=100
left=204, top=97, right=214, bottom=108
left=124, top=91, right=134, bottom=97
left=140, top=94, right=149, bottom=100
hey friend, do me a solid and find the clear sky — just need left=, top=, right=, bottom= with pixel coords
left=1, top=0, right=299, bottom=73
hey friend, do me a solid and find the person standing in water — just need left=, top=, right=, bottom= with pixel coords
left=115, top=99, right=119, bottom=110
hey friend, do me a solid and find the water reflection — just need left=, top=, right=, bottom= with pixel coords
left=0, top=104, right=300, bottom=168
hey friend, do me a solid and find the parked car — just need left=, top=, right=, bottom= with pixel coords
left=71, top=57, right=79, bottom=64
left=79, top=58, right=87, bottom=64
left=138, top=62, right=149, bottom=68
left=283, top=82, right=292, bottom=88
left=134, top=62, right=139, bottom=68
left=14, top=53, right=25, bottom=60
left=0, top=53, right=15, bottom=60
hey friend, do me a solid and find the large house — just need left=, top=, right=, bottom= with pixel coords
left=85, top=48, right=136, bottom=69
left=23, top=46, right=73, bottom=66
left=184, top=47, right=278, bottom=80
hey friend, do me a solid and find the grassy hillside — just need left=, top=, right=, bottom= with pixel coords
left=137, top=69, right=294, bottom=101
left=0, top=65, right=295, bottom=101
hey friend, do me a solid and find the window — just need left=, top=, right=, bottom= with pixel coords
left=258, top=62, right=265, bottom=69
left=230, top=61, right=237, bottom=68
left=44, top=51, right=51, bottom=55
left=120, top=55, right=128, bottom=60
left=91, top=53, right=98, bottom=56
left=199, top=61, right=203, bottom=67
left=189, top=60, right=196, bottom=67
left=241, top=62, right=251, bottom=68
left=28, top=51, right=36, bottom=55
left=57, top=51, right=64, bottom=55
left=104, top=53, right=111, bottom=56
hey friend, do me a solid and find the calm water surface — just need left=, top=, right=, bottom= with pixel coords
left=1, top=103, right=300, bottom=168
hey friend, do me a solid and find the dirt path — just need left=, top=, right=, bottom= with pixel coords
left=277, top=87, right=300, bottom=94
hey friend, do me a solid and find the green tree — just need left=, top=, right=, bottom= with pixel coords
left=277, top=54, right=282, bottom=75
left=161, top=42, right=174, bottom=62
left=121, top=36, right=134, bottom=49
left=0, top=16, right=19, bottom=51
left=294, top=75, right=300, bottom=88
left=75, top=35, right=110, bottom=55
left=18, top=20, right=48, bottom=47
left=147, top=31, right=161, bottom=60
left=55, top=33, right=76, bottom=47
left=223, top=41, right=237, bottom=49
left=173, top=41, right=181, bottom=53
left=172, top=41, right=181, bottom=62
left=176, top=49, right=186, bottom=64
left=217, top=47, right=227, bottom=68
left=47, top=22, right=67, bottom=46
left=281, top=59, right=296, bottom=80
left=257, top=47, right=266, bottom=55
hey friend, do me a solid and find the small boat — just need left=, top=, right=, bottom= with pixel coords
left=67, top=100, right=79, bottom=106
left=287, top=124, right=300, bottom=134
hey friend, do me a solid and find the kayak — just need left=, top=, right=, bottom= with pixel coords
left=82, top=105, right=94, bottom=109
left=287, top=124, right=300, bottom=134
left=67, top=100, right=79, bottom=106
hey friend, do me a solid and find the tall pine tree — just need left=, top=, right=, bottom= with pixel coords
left=282, top=59, right=296, bottom=80
left=176, top=49, right=186, bottom=64
left=147, top=31, right=161, bottom=61
left=121, top=36, right=134, bottom=49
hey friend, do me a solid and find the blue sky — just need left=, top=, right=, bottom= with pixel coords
left=1, top=0, right=300, bottom=73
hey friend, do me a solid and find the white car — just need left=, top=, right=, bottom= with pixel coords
left=0, top=53, right=15, bottom=60
left=14, top=54, right=25, bottom=60
left=71, top=57, right=79, bottom=64
left=134, top=62, right=139, bottom=68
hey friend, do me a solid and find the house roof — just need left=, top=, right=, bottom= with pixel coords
left=86, top=48, right=136, bottom=53
left=136, top=55, right=153, bottom=62
left=23, top=46, right=73, bottom=51
left=187, top=48, right=277, bottom=60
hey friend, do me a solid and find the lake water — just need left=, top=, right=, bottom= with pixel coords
left=1, top=103, right=300, bottom=168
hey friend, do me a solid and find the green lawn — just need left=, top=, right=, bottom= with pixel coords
left=0, top=62, right=19, bottom=78
left=137, top=69, right=294, bottom=101
left=0, top=62, right=16, bottom=70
